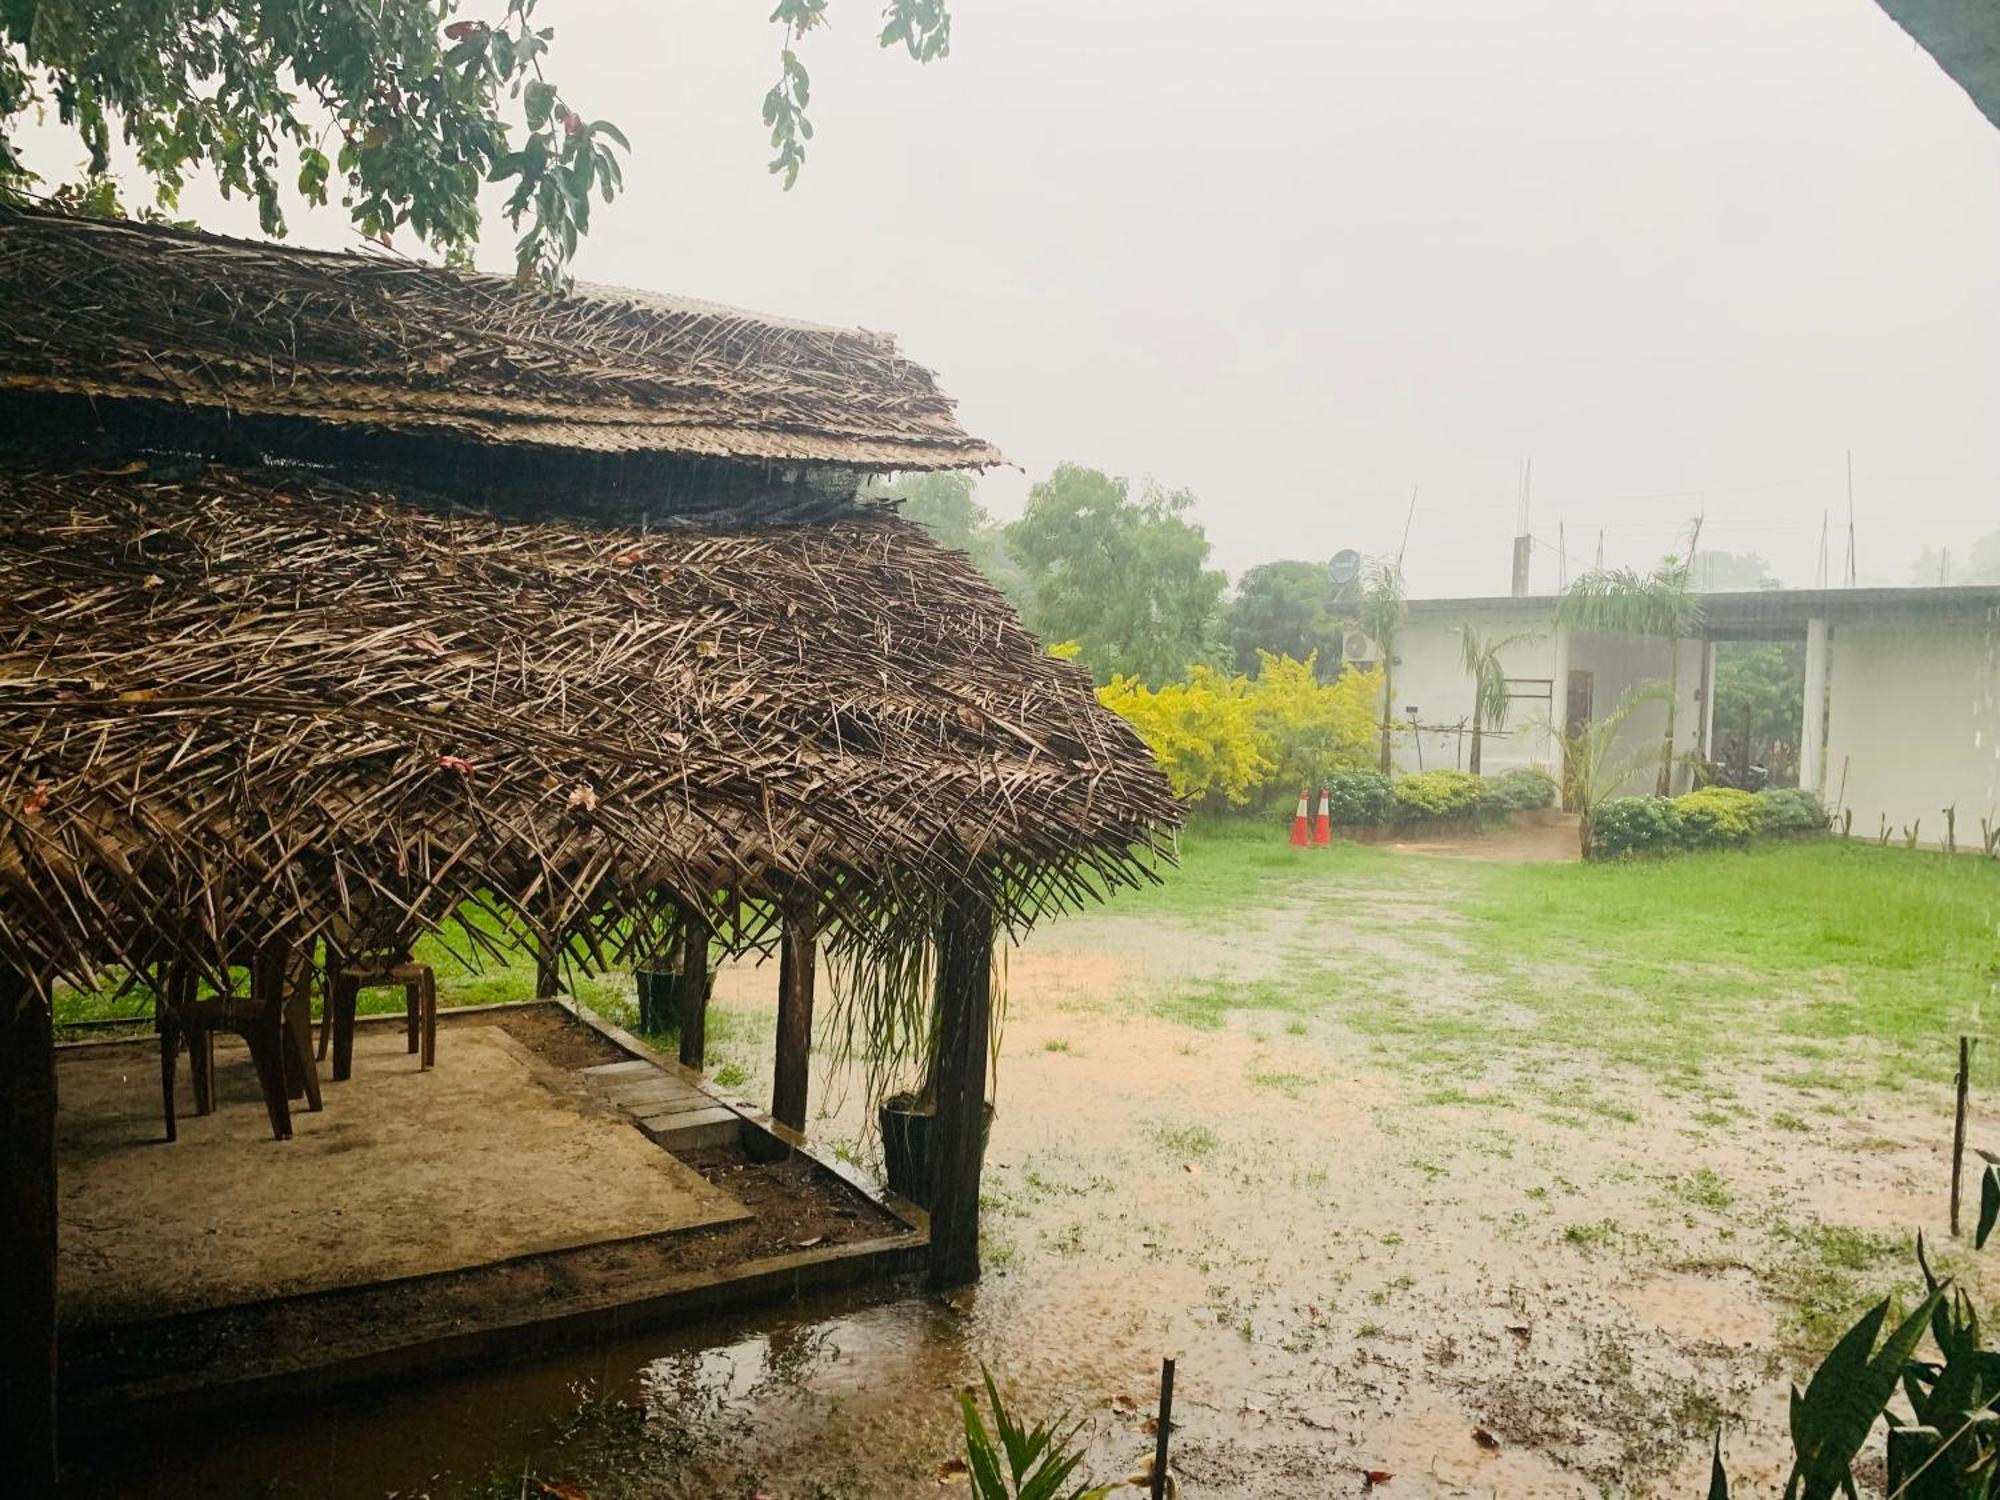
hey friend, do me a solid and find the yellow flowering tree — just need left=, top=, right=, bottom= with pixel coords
left=1094, top=651, right=1385, bottom=811
left=1096, top=667, right=1272, bottom=807
left=1246, top=653, right=1382, bottom=794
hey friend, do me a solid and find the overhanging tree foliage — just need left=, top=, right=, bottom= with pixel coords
left=0, top=0, right=953, bottom=287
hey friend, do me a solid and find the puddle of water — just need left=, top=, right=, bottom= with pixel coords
left=64, top=857, right=1987, bottom=1498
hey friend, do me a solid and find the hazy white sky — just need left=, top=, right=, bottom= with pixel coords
left=18, top=0, right=2000, bottom=596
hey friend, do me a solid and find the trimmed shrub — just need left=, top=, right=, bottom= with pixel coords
left=1592, top=796, right=1684, bottom=857
left=1672, top=786, right=1764, bottom=848
left=1489, top=767, right=1558, bottom=811
left=1390, top=769, right=1488, bottom=824
left=1755, top=786, right=1829, bottom=834
left=1324, top=769, right=1391, bottom=825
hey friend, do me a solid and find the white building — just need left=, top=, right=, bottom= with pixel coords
left=1382, top=586, right=2000, bottom=843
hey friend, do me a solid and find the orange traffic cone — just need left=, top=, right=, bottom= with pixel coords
left=1290, top=788, right=1310, bottom=847
left=1313, top=787, right=1332, bottom=846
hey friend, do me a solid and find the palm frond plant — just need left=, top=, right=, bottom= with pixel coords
left=1357, top=559, right=1407, bottom=775
left=1561, top=682, right=1670, bottom=857
left=1559, top=556, right=1703, bottom=796
left=1457, top=626, right=1541, bottom=775
left=960, top=1366, right=1114, bottom=1500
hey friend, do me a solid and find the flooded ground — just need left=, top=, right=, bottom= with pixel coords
left=71, top=830, right=2000, bottom=1499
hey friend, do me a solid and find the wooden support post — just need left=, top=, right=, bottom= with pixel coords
left=677, top=905, right=711, bottom=1071
left=535, top=954, right=560, bottom=1000
left=772, top=900, right=818, bottom=1132
left=1952, top=1035, right=1972, bottom=1237
left=2, top=962, right=58, bottom=1492
left=1151, top=1357, right=1177, bottom=1500
left=928, top=886, right=993, bottom=1291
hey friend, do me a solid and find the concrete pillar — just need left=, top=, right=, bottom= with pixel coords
left=1549, top=621, right=1572, bottom=803
left=1699, top=640, right=1718, bottom=762
left=1801, top=617, right=1830, bottom=794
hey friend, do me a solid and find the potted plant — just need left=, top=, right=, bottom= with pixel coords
left=829, top=927, right=998, bottom=1208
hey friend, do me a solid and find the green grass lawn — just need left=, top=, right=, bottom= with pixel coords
left=53, top=819, right=1999, bottom=1100
left=1115, top=817, right=2000, bottom=1094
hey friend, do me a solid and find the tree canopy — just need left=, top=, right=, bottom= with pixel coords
left=1008, top=463, right=1225, bottom=684
left=1224, top=560, right=1349, bottom=675
left=0, top=0, right=952, bottom=287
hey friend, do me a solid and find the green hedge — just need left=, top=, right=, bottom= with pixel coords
left=1316, top=766, right=1557, bottom=833
left=1591, top=786, right=1828, bottom=858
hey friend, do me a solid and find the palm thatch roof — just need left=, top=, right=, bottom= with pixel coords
left=0, top=202, right=1005, bottom=473
left=0, top=456, right=1174, bottom=993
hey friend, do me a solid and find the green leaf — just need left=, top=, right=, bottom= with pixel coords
left=1978, top=1163, right=2000, bottom=1249
left=524, top=80, right=557, bottom=129
left=1788, top=1289, right=1948, bottom=1500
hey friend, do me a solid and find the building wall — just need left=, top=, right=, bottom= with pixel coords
left=1387, top=609, right=1561, bottom=775
left=1564, top=630, right=1707, bottom=796
left=1824, top=610, right=2000, bottom=845
left=1389, top=610, right=1703, bottom=789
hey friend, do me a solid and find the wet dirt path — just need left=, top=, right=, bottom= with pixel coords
left=76, top=851, right=1992, bottom=1499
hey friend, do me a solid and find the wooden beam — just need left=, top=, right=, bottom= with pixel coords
left=928, top=887, right=993, bottom=1290
left=1, top=962, right=58, bottom=1490
left=677, top=905, right=711, bottom=1071
left=771, top=901, right=818, bottom=1132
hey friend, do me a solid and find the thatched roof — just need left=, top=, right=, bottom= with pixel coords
left=0, top=203, right=1005, bottom=473
left=0, top=456, right=1174, bottom=991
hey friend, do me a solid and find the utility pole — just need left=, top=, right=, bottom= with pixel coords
left=1845, top=450, right=1858, bottom=587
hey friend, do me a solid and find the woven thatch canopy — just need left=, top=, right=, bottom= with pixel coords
left=0, top=203, right=1005, bottom=473
left=0, top=207, right=1175, bottom=996
left=0, top=456, right=1174, bottom=992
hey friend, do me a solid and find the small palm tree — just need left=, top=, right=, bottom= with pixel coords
left=1563, top=683, right=1670, bottom=856
left=1558, top=558, right=1702, bottom=795
left=1357, top=559, right=1406, bottom=774
left=1457, top=626, right=1540, bottom=775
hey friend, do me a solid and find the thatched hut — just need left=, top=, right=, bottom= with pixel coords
left=0, top=204, right=1176, bottom=1484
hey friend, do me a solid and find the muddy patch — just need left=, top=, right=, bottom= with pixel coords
left=1615, top=1270, right=1775, bottom=1349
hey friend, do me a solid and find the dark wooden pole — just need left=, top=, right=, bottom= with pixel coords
left=2, top=962, right=58, bottom=1491
left=928, top=886, right=993, bottom=1291
left=1952, top=1035, right=1972, bottom=1236
left=1150, top=1357, right=1176, bottom=1500
left=677, top=904, right=711, bottom=1070
left=772, top=899, right=817, bottom=1132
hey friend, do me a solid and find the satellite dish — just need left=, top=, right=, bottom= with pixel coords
left=1327, top=549, right=1363, bottom=588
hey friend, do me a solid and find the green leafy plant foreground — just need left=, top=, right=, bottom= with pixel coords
left=1707, top=1234, right=2000, bottom=1500
left=960, top=1367, right=1112, bottom=1500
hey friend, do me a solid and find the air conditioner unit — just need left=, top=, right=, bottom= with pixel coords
left=1342, top=629, right=1379, bottom=668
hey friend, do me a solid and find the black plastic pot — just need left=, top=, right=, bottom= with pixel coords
left=634, top=969, right=682, bottom=1036
left=879, top=1093, right=995, bottom=1209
